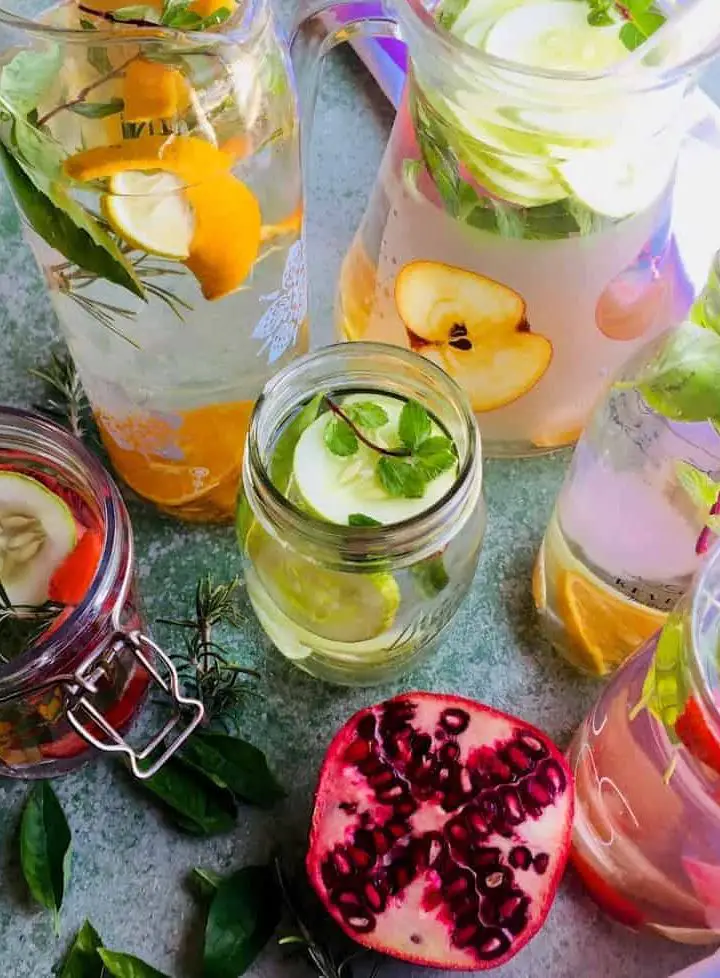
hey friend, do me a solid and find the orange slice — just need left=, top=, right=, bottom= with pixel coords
left=557, top=570, right=666, bottom=676
left=96, top=399, right=254, bottom=521
left=123, top=60, right=190, bottom=123
left=65, top=136, right=261, bottom=300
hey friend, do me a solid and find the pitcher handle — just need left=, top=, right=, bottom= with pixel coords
left=290, top=2, right=401, bottom=171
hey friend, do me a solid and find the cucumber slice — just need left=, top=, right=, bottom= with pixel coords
left=557, top=144, right=675, bottom=218
left=246, top=525, right=400, bottom=643
left=483, top=1, right=626, bottom=71
left=464, top=147, right=568, bottom=206
left=292, top=395, right=457, bottom=525
left=0, top=473, right=77, bottom=606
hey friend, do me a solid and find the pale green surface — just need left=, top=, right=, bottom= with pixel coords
left=0, top=6, right=712, bottom=977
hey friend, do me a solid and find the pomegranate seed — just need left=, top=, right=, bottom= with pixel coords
left=534, top=853, right=550, bottom=875
left=509, top=846, right=533, bottom=871
left=344, top=739, right=371, bottom=763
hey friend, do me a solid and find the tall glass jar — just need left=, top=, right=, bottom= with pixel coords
left=0, top=408, right=203, bottom=779
left=534, top=252, right=720, bottom=677
left=0, top=0, right=306, bottom=523
left=570, top=541, right=720, bottom=944
left=239, top=343, right=485, bottom=685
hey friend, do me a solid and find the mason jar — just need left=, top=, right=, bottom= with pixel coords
left=0, top=409, right=203, bottom=779
left=239, top=342, right=485, bottom=685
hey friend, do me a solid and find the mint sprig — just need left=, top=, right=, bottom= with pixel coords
left=587, top=0, right=666, bottom=51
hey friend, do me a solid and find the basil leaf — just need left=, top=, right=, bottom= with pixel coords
left=0, top=46, right=63, bottom=115
left=98, top=950, right=170, bottom=978
left=411, top=555, right=450, bottom=597
left=0, top=144, right=145, bottom=299
left=270, top=393, right=323, bottom=492
left=348, top=513, right=382, bottom=527
left=377, top=457, right=427, bottom=499
left=59, top=920, right=104, bottom=978
left=20, top=782, right=72, bottom=930
left=324, top=417, right=358, bottom=457
left=137, top=757, right=237, bottom=835
left=415, top=435, right=456, bottom=479
left=69, top=99, right=124, bottom=119
left=398, top=399, right=432, bottom=451
left=204, top=866, right=281, bottom=978
left=179, top=732, right=286, bottom=809
left=634, top=323, right=720, bottom=423
left=345, top=401, right=388, bottom=430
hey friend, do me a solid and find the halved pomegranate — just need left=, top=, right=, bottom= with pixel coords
left=307, top=692, right=574, bottom=970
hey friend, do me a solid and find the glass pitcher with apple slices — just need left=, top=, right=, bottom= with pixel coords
left=0, top=0, right=305, bottom=522
left=294, top=0, right=720, bottom=456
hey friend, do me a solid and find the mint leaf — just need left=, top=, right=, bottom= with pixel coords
left=619, top=21, right=646, bottom=50
left=377, top=457, right=426, bottom=499
left=411, top=555, right=450, bottom=596
left=324, top=417, right=358, bottom=457
left=0, top=45, right=62, bottom=116
left=344, top=401, right=388, bottom=430
left=348, top=513, right=382, bottom=527
left=633, top=323, right=720, bottom=423
left=69, top=99, right=125, bottom=119
left=399, top=399, right=432, bottom=451
left=415, top=436, right=456, bottom=479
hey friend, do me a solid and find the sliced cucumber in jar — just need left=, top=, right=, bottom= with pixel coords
left=246, top=525, right=401, bottom=643
left=0, top=473, right=77, bottom=606
left=464, top=148, right=568, bottom=207
left=292, top=395, right=457, bottom=526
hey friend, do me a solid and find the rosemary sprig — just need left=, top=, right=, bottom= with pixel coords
left=31, top=350, right=99, bottom=446
left=0, top=581, right=63, bottom=664
left=158, top=575, right=258, bottom=730
left=275, top=860, right=380, bottom=978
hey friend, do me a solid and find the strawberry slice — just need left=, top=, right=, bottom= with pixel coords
left=48, top=529, right=103, bottom=605
left=675, top=696, right=720, bottom=776
left=571, top=848, right=646, bottom=928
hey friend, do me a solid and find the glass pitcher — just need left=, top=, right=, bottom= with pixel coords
left=293, top=0, right=720, bottom=456
left=569, top=540, right=720, bottom=944
left=0, top=0, right=306, bottom=522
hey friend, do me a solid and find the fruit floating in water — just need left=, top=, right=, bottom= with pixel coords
left=396, top=261, right=553, bottom=412
left=307, top=692, right=574, bottom=970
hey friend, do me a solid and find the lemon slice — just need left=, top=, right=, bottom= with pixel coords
left=103, top=171, right=194, bottom=259
left=246, top=525, right=401, bottom=643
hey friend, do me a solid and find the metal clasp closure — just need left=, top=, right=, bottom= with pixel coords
left=63, top=630, right=204, bottom=779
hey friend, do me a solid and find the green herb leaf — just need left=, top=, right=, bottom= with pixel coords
left=110, top=5, right=162, bottom=21
left=270, top=394, right=323, bottom=493
left=59, top=921, right=104, bottom=978
left=0, top=45, right=63, bottom=115
left=634, top=322, right=720, bottom=423
left=348, top=513, right=382, bottom=527
left=87, top=44, right=113, bottom=76
left=398, top=399, right=432, bottom=451
left=179, top=732, right=286, bottom=809
left=377, top=457, right=427, bottom=499
left=415, top=435, right=457, bottom=479
left=435, top=0, right=470, bottom=29
left=20, top=782, right=71, bottom=931
left=411, top=555, right=450, bottom=597
left=619, top=21, right=645, bottom=50
left=639, top=613, right=687, bottom=740
left=675, top=461, right=720, bottom=512
left=204, top=866, right=282, bottom=978
left=0, top=143, right=145, bottom=299
left=191, top=867, right=223, bottom=899
left=69, top=99, right=125, bottom=119
left=137, top=758, right=237, bottom=836
left=324, top=417, right=359, bottom=457
left=344, top=401, right=389, bottom=430
left=98, top=950, right=170, bottom=978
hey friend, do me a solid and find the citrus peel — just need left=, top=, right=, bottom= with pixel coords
left=64, top=135, right=261, bottom=300
left=123, top=60, right=190, bottom=123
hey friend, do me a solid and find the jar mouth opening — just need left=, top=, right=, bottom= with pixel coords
left=399, top=0, right=720, bottom=87
left=246, top=342, right=482, bottom=563
left=0, top=408, right=128, bottom=684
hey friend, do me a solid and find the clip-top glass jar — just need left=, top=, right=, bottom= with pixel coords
left=0, top=409, right=204, bottom=779
left=570, top=540, right=720, bottom=943
left=239, top=342, right=485, bottom=686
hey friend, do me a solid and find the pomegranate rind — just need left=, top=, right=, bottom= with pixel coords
left=307, top=691, right=574, bottom=971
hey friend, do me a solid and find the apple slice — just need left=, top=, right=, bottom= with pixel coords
left=395, top=260, right=552, bottom=412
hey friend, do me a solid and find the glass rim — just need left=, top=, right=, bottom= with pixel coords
left=245, top=341, right=482, bottom=564
left=395, top=0, right=720, bottom=88
left=688, top=538, right=720, bottom=732
left=0, top=407, right=130, bottom=688
left=0, top=0, right=262, bottom=46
